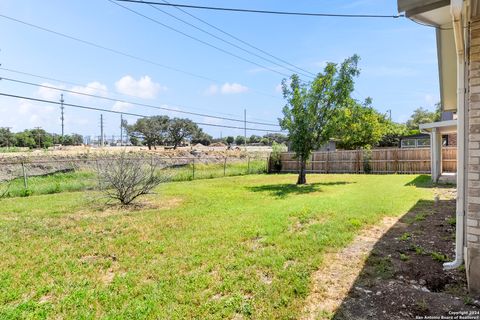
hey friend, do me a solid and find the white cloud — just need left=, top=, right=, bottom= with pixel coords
left=37, top=83, right=65, bottom=100
left=70, top=81, right=108, bottom=99
left=115, top=75, right=166, bottom=99
left=220, top=82, right=248, bottom=94
left=112, top=101, right=132, bottom=112
left=221, top=83, right=248, bottom=94
left=204, top=82, right=248, bottom=95
left=1, top=100, right=57, bottom=131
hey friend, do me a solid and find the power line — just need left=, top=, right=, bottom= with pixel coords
left=116, top=0, right=405, bottom=19
left=0, top=14, right=216, bottom=83
left=147, top=1, right=315, bottom=78
left=0, top=14, right=282, bottom=100
left=158, top=0, right=316, bottom=78
left=0, top=76, right=281, bottom=127
left=107, top=0, right=294, bottom=79
left=0, top=92, right=284, bottom=133
left=0, top=66, right=275, bottom=121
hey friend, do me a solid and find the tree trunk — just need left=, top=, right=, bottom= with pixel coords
left=297, top=159, right=307, bottom=185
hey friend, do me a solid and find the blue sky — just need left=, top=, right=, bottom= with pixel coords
left=0, top=0, right=439, bottom=139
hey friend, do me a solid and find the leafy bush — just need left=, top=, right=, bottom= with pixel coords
left=270, top=142, right=285, bottom=173
left=95, top=152, right=170, bottom=205
left=362, top=148, right=372, bottom=174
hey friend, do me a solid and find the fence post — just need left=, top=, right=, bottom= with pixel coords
left=21, top=162, right=28, bottom=189
left=356, top=150, right=360, bottom=174
left=326, top=151, right=329, bottom=174
left=247, top=156, right=250, bottom=174
left=311, top=154, right=314, bottom=173
left=192, top=158, right=195, bottom=180
left=394, top=149, right=399, bottom=174
left=224, top=157, right=227, bottom=176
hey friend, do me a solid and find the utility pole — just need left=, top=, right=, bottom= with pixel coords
left=387, top=109, right=392, bottom=121
left=244, top=109, right=247, bottom=151
left=34, top=126, right=42, bottom=148
left=60, top=93, right=65, bottom=137
left=100, top=114, right=104, bottom=147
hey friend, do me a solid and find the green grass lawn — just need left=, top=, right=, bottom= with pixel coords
left=0, top=174, right=433, bottom=319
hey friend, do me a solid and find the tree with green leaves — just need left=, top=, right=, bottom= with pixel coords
left=0, top=127, right=16, bottom=148
left=280, top=55, right=360, bottom=184
left=263, top=133, right=288, bottom=145
left=14, top=131, right=36, bottom=148
left=377, top=120, right=408, bottom=147
left=191, top=129, right=213, bottom=146
left=225, top=136, right=234, bottom=145
left=235, top=135, right=245, bottom=145
left=167, top=118, right=199, bottom=149
left=406, top=104, right=441, bottom=133
left=126, top=116, right=169, bottom=150
left=333, top=98, right=385, bottom=150
left=248, top=135, right=261, bottom=144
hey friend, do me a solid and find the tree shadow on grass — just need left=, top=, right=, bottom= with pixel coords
left=248, top=181, right=353, bottom=199
left=405, top=175, right=455, bottom=189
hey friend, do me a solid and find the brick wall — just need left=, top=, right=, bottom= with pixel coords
left=468, top=17, right=480, bottom=249
left=447, top=133, right=457, bottom=146
left=467, top=15, right=480, bottom=294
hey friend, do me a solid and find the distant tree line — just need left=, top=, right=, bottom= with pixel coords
left=0, top=127, right=83, bottom=149
left=125, top=116, right=289, bottom=149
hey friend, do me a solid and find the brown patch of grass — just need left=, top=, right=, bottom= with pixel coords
left=101, top=268, right=116, bottom=285
left=70, top=197, right=183, bottom=220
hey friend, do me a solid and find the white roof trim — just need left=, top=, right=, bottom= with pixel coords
left=419, top=119, right=457, bottom=133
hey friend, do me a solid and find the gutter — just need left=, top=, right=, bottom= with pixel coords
left=444, top=0, right=465, bottom=270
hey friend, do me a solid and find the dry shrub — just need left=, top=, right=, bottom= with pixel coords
left=95, top=152, right=169, bottom=205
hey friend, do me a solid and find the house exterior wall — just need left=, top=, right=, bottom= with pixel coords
left=467, top=13, right=480, bottom=295
left=446, top=133, right=457, bottom=146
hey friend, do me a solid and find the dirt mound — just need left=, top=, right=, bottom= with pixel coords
left=210, top=142, right=226, bottom=147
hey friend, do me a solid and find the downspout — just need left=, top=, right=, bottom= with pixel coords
left=444, top=0, right=465, bottom=270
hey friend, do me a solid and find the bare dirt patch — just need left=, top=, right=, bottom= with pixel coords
left=301, top=216, right=400, bottom=320
left=302, top=187, right=480, bottom=320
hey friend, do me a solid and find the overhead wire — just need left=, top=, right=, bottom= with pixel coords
left=0, top=66, right=276, bottom=121
left=0, top=13, right=283, bottom=100
left=0, top=92, right=285, bottom=133
left=157, top=0, right=316, bottom=78
left=146, top=1, right=315, bottom=78
left=0, top=76, right=281, bottom=127
left=107, top=0, right=295, bottom=79
left=116, top=0, right=405, bottom=19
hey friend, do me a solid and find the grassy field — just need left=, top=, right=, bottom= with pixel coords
left=1, top=159, right=267, bottom=198
left=0, top=174, right=433, bottom=319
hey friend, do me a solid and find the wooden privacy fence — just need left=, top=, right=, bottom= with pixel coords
left=277, top=147, right=457, bottom=174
